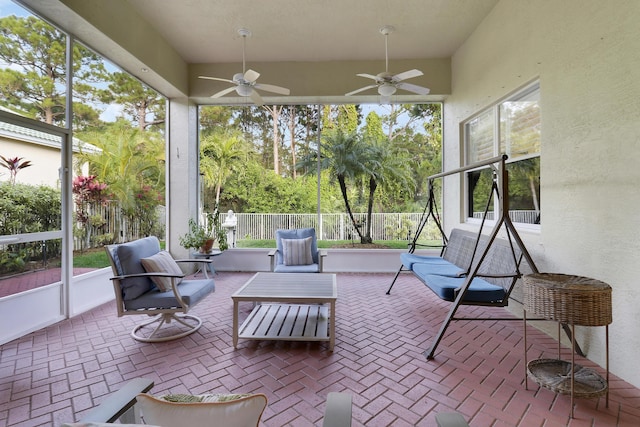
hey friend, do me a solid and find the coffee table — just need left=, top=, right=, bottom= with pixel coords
left=232, top=272, right=337, bottom=350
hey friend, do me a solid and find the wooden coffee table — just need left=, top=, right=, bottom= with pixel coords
left=232, top=272, right=337, bottom=350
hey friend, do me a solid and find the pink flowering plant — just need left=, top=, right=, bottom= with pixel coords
left=72, top=175, right=110, bottom=249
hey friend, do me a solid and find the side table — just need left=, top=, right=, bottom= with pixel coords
left=523, top=273, right=612, bottom=418
left=191, top=250, right=222, bottom=278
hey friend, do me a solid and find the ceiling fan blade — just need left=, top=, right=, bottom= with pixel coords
left=345, top=84, right=378, bottom=96
left=199, top=75, right=235, bottom=84
left=244, top=69, right=260, bottom=83
left=396, top=82, right=431, bottom=95
left=250, top=89, right=264, bottom=106
left=254, top=83, right=291, bottom=95
left=392, top=69, right=423, bottom=82
left=210, top=86, right=238, bottom=98
left=356, top=73, right=379, bottom=81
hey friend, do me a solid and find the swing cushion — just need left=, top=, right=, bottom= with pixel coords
left=400, top=253, right=451, bottom=270
left=413, top=262, right=466, bottom=278
left=419, top=274, right=505, bottom=303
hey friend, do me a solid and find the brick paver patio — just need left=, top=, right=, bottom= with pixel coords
left=1, top=272, right=639, bottom=426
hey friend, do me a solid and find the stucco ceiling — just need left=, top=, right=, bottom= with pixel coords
left=126, top=0, right=498, bottom=64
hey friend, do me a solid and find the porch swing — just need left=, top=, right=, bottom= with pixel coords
left=386, top=155, right=579, bottom=359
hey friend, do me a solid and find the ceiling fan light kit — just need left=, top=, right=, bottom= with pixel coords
left=378, top=83, right=396, bottom=97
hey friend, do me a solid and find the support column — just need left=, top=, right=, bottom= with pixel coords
left=166, top=98, right=199, bottom=257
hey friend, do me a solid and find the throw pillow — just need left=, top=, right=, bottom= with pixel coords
left=281, top=236, right=313, bottom=266
left=140, top=251, right=183, bottom=292
left=136, top=393, right=268, bottom=427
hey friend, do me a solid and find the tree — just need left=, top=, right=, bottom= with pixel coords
left=200, top=129, right=248, bottom=207
left=0, top=15, right=107, bottom=126
left=99, top=71, right=165, bottom=131
left=262, top=105, right=284, bottom=174
left=359, top=137, right=414, bottom=242
left=300, top=129, right=370, bottom=241
left=72, top=175, right=108, bottom=249
left=75, top=124, right=165, bottom=238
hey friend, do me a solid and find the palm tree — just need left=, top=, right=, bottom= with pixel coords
left=360, top=138, right=415, bottom=243
left=199, top=129, right=248, bottom=206
left=76, top=125, right=164, bottom=238
left=298, top=129, right=365, bottom=240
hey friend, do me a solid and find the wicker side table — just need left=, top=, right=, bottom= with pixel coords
left=523, top=273, right=612, bottom=418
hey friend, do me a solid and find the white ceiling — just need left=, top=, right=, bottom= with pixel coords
left=126, top=0, right=498, bottom=64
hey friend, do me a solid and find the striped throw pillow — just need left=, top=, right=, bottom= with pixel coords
left=140, top=251, right=183, bottom=292
left=282, top=236, right=314, bottom=266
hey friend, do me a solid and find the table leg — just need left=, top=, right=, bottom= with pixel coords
left=233, top=299, right=239, bottom=348
left=329, top=300, right=335, bottom=351
left=202, top=261, right=209, bottom=279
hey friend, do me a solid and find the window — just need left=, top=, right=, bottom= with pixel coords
left=464, top=82, right=540, bottom=225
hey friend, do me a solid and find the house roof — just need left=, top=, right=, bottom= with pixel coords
left=0, top=120, right=101, bottom=154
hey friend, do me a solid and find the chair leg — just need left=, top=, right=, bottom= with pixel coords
left=131, top=313, right=202, bottom=343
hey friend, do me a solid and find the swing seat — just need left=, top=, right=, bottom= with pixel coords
left=403, top=228, right=523, bottom=305
left=417, top=274, right=505, bottom=303
left=400, top=253, right=450, bottom=270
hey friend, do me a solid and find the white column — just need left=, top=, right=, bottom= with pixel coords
left=166, top=98, right=199, bottom=258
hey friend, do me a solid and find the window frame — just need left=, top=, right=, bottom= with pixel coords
left=463, top=80, right=541, bottom=231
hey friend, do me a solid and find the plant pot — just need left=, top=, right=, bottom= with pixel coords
left=199, top=239, right=215, bottom=253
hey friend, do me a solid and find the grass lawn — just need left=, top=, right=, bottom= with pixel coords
left=72, top=239, right=440, bottom=268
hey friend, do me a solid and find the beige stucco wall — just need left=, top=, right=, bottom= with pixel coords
left=443, top=0, right=640, bottom=387
left=2, top=138, right=62, bottom=186
left=1, top=137, right=90, bottom=187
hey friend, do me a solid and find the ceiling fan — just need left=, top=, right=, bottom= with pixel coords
left=198, top=28, right=290, bottom=105
left=345, top=25, right=430, bottom=103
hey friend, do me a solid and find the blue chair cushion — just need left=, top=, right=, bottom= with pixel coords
left=113, top=236, right=161, bottom=300
left=124, top=279, right=215, bottom=310
left=273, top=263, right=320, bottom=273
left=400, top=253, right=450, bottom=270
left=419, top=274, right=506, bottom=303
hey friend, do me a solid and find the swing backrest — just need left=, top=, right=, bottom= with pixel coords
left=472, top=236, right=523, bottom=295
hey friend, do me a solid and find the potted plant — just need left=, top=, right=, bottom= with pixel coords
left=179, top=210, right=228, bottom=253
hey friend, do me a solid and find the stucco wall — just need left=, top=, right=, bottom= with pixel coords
left=443, top=0, right=640, bottom=387
left=2, top=138, right=61, bottom=186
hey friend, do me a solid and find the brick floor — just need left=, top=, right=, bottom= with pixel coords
left=1, top=272, right=639, bottom=426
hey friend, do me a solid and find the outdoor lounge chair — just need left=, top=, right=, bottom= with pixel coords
left=61, top=377, right=352, bottom=427
left=268, top=227, right=327, bottom=273
left=106, top=236, right=215, bottom=343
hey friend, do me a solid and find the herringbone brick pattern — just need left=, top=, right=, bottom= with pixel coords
left=1, top=272, right=639, bottom=426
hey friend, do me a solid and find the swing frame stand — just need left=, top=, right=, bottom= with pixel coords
left=386, top=154, right=584, bottom=360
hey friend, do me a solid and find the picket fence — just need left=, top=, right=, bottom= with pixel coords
left=74, top=205, right=538, bottom=249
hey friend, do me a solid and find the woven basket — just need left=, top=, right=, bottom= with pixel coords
left=523, top=273, right=612, bottom=326
left=527, top=359, right=608, bottom=398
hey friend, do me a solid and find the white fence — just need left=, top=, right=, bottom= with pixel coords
left=471, top=210, right=539, bottom=224
left=236, top=212, right=439, bottom=241
left=236, top=210, right=538, bottom=242
left=72, top=208, right=539, bottom=249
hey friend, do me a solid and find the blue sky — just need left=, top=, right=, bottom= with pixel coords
left=0, top=0, right=28, bottom=17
